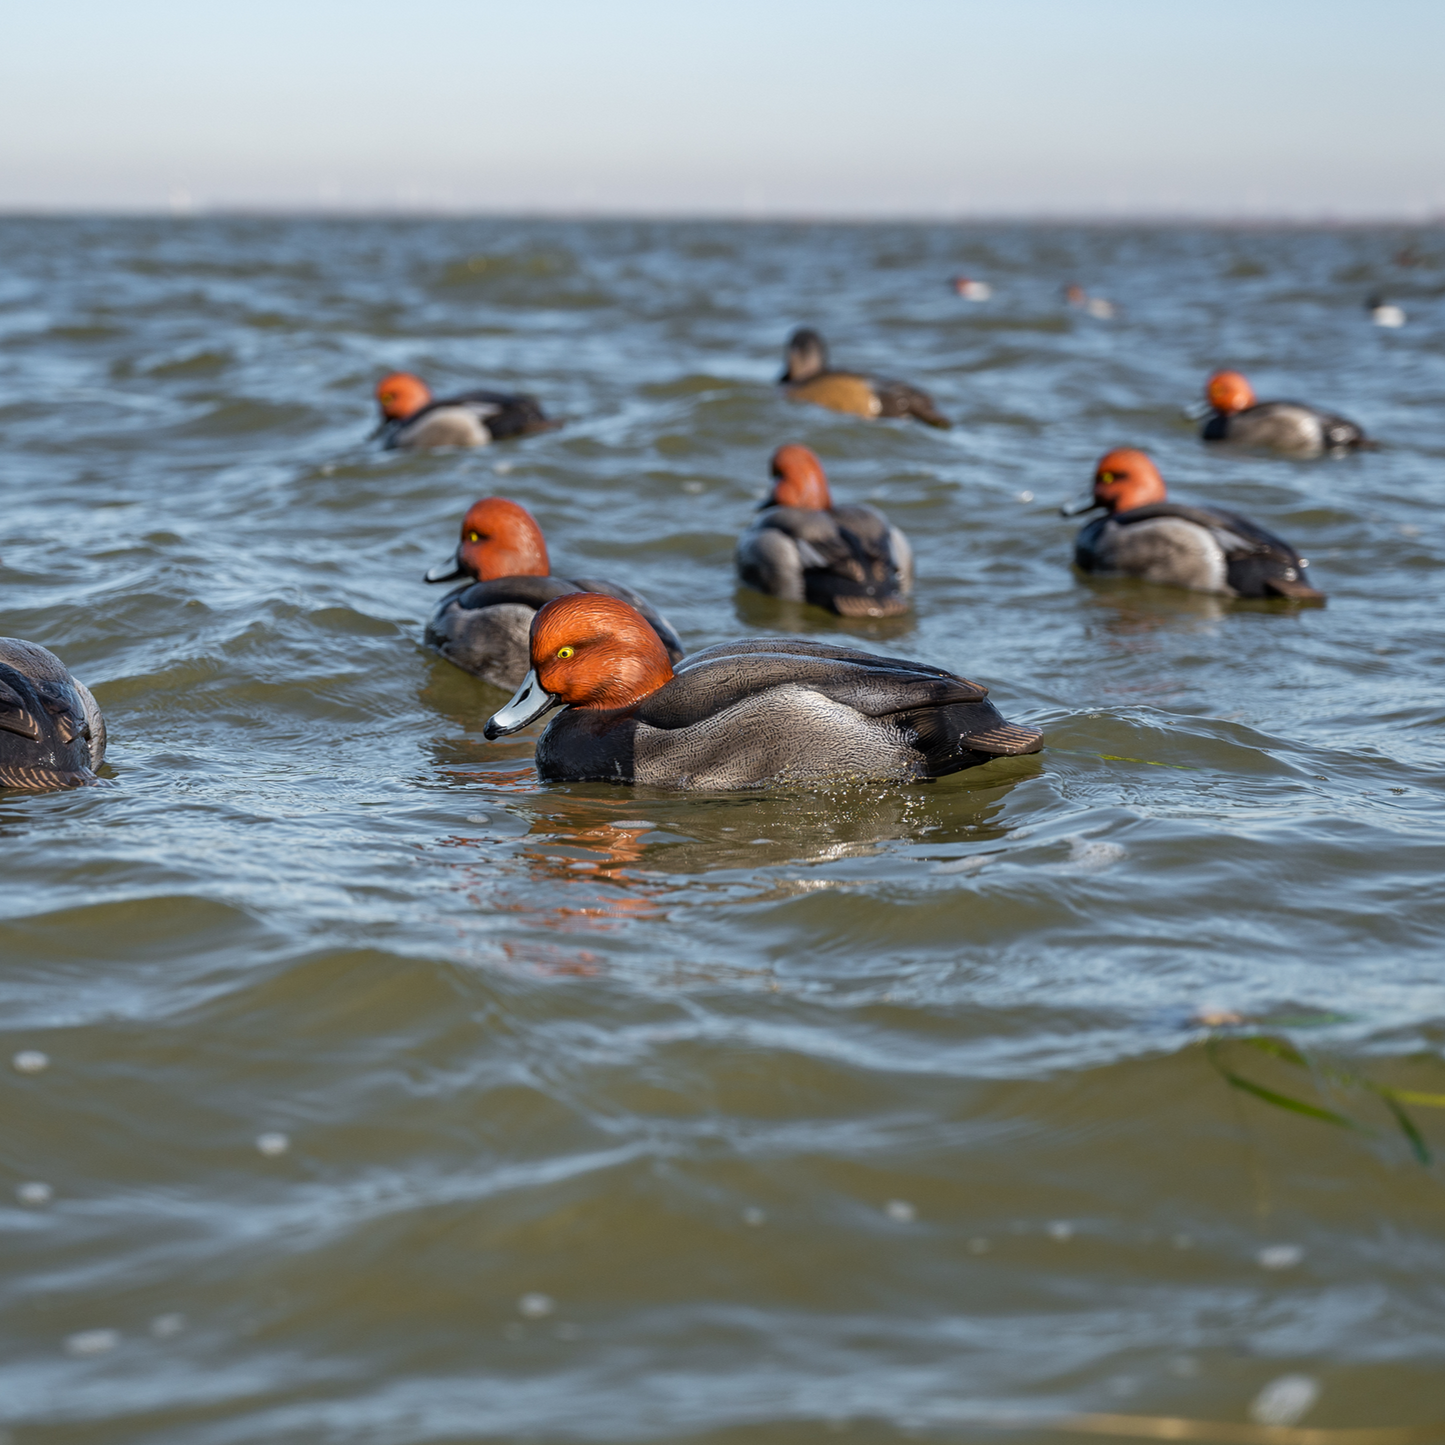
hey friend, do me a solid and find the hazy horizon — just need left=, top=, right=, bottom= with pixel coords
left=4, top=0, right=1442, bottom=220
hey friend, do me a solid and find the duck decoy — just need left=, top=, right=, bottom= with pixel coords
left=735, top=445, right=913, bottom=617
left=0, top=639, right=106, bottom=790
left=1061, top=448, right=1325, bottom=602
left=424, top=497, right=684, bottom=690
left=1200, top=371, right=1368, bottom=456
left=779, top=329, right=950, bottom=428
left=372, top=372, right=556, bottom=450
left=482, top=593, right=1041, bottom=790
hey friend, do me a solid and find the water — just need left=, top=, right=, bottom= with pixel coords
left=2, top=216, right=1444, bottom=1443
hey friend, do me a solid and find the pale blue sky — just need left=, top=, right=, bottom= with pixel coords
left=2, top=0, right=1441, bottom=217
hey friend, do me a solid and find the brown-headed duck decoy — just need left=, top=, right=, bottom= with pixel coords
left=482, top=593, right=1041, bottom=790
left=779, top=329, right=950, bottom=428
left=0, top=639, right=106, bottom=790
left=1062, top=448, right=1325, bottom=602
left=735, top=445, right=913, bottom=617
left=424, top=497, right=684, bottom=690
left=373, top=372, right=556, bottom=450
left=1201, top=371, right=1367, bottom=456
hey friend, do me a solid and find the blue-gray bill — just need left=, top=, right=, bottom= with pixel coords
left=424, top=554, right=466, bottom=583
left=483, top=669, right=560, bottom=739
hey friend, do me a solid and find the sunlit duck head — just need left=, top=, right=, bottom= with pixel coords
left=483, top=594, right=675, bottom=737
left=1060, top=448, right=1168, bottom=516
left=375, top=372, right=433, bottom=423
left=767, top=444, right=832, bottom=510
left=424, top=497, right=551, bottom=584
left=1205, top=370, right=1257, bottom=416
left=781, top=328, right=828, bottom=383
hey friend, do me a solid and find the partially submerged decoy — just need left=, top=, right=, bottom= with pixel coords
left=779, top=328, right=950, bottom=428
left=483, top=593, right=1041, bottom=790
left=373, top=372, right=556, bottom=450
left=1062, top=448, right=1325, bottom=602
left=1200, top=371, right=1367, bottom=457
left=735, top=444, right=913, bottom=617
left=424, top=497, right=684, bottom=690
left=0, top=639, right=107, bottom=790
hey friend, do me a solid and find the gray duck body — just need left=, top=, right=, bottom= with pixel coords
left=531, top=638, right=1041, bottom=791
left=0, top=639, right=106, bottom=790
left=736, top=503, right=914, bottom=617
left=381, top=389, right=554, bottom=450
left=1202, top=401, right=1367, bottom=457
left=427, top=576, right=685, bottom=690
left=1074, top=503, right=1322, bottom=600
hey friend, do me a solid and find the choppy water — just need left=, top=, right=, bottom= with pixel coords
left=2, top=216, right=1444, bottom=1443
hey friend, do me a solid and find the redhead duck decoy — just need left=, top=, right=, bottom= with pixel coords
left=1200, top=371, right=1367, bottom=456
left=482, top=593, right=1041, bottom=790
left=1062, top=448, right=1325, bottom=602
left=735, top=445, right=914, bottom=618
left=424, top=497, right=684, bottom=690
left=779, top=329, right=950, bottom=428
left=952, top=276, right=992, bottom=301
left=373, top=372, right=556, bottom=450
left=0, top=639, right=106, bottom=790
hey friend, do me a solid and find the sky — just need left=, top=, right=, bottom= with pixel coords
left=2, top=0, right=1442, bottom=219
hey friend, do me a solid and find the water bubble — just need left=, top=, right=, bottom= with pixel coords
left=255, top=1132, right=290, bottom=1157
left=742, top=1207, right=767, bottom=1226
left=1250, top=1374, right=1320, bottom=1426
left=1258, top=1243, right=1304, bottom=1270
left=885, top=1199, right=916, bottom=1223
left=682, top=481, right=705, bottom=495
left=1047, top=1220, right=1075, bottom=1241
left=65, top=1328, right=119, bottom=1356
left=1061, top=838, right=1127, bottom=873
left=518, top=1292, right=554, bottom=1318
left=1016, top=490, right=1034, bottom=503
left=17, top=1181, right=53, bottom=1206
left=466, top=814, right=490, bottom=825
left=12, top=1050, right=49, bottom=1074
left=150, top=1313, right=186, bottom=1338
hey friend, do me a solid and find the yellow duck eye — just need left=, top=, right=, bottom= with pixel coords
left=556, top=646, right=574, bottom=660
left=1098, top=471, right=1115, bottom=484
left=467, top=532, right=480, bottom=543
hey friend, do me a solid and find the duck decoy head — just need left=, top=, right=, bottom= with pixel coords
left=781, top=327, right=828, bottom=383
left=375, top=372, right=432, bottom=423
left=1205, top=370, right=1255, bottom=416
left=425, top=497, right=551, bottom=585
left=767, top=444, right=832, bottom=510
left=1061, top=448, right=1168, bottom=516
left=483, top=594, right=675, bottom=737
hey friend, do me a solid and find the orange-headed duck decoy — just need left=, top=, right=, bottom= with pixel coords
left=779, top=329, right=950, bottom=428
left=482, top=593, right=1041, bottom=789
left=1062, top=448, right=1325, bottom=602
left=736, top=445, right=914, bottom=617
left=1200, top=371, right=1367, bottom=457
left=0, top=640, right=106, bottom=790
left=373, top=372, right=556, bottom=450
left=424, top=498, right=684, bottom=690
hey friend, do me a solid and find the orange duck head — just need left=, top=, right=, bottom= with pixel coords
left=483, top=594, right=675, bottom=738
left=375, top=372, right=432, bottom=423
left=1060, top=448, right=1168, bottom=516
left=1205, top=370, right=1256, bottom=415
left=424, top=497, right=551, bottom=584
left=767, top=444, right=832, bottom=510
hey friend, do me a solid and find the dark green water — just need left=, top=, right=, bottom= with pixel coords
left=2, top=217, right=1443, bottom=1443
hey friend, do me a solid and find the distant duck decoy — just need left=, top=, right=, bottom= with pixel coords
left=952, top=276, right=992, bottom=301
left=1063, top=284, right=1116, bottom=320
left=779, top=328, right=950, bottom=428
left=1367, top=295, right=1406, bottom=328
left=373, top=372, right=556, bottom=450
left=424, top=497, right=684, bottom=690
left=0, top=639, right=106, bottom=790
left=482, top=593, right=1041, bottom=789
left=1061, top=448, right=1325, bottom=602
left=1201, top=370, right=1368, bottom=457
left=735, top=444, right=913, bottom=617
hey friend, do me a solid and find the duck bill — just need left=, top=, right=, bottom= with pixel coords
left=1059, top=495, right=1101, bottom=517
left=424, top=552, right=466, bottom=584
left=483, top=670, right=561, bottom=739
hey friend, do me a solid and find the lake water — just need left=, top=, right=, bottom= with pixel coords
left=2, top=216, right=1443, bottom=1443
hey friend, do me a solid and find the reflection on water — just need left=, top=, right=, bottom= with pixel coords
left=1, top=216, right=1443, bottom=1441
